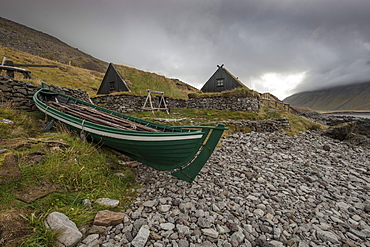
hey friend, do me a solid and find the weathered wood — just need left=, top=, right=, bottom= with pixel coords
left=72, top=104, right=160, bottom=132
left=73, top=104, right=160, bottom=132
left=47, top=101, right=160, bottom=132
left=48, top=102, right=131, bottom=130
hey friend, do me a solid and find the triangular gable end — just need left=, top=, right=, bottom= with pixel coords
left=201, top=64, right=246, bottom=93
left=97, top=63, right=130, bottom=95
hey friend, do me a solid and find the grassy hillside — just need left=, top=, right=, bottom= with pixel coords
left=0, top=17, right=107, bottom=73
left=284, top=81, right=370, bottom=111
left=0, top=46, right=199, bottom=99
left=0, top=17, right=199, bottom=99
left=0, top=46, right=104, bottom=95
left=114, top=65, right=199, bottom=99
left=0, top=105, right=137, bottom=246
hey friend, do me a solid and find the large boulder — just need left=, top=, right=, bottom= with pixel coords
left=44, top=212, right=82, bottom=247
left=324, top=121, right=356, bottom=141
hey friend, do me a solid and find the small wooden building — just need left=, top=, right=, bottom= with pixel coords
left=97, top=63, right=130, bottom=95
left=201, top=64, right=245, bottom=93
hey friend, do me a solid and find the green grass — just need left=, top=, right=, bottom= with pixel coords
left=115, top=65, right=198, bottom=99
left=130, top=108, right=259, bottom=127
left=1, top=47, right=104, bottom=96
left=19, top=212, right=57, bottom=247
left=0, top=103, right=43, bottom=139
left=0, top=106, right=137, bottom=246
left=287, top=114, right=324, bottom=132
left=188, top=87, right=260, bottom=99
left=129, top=106, right=324, bottom=134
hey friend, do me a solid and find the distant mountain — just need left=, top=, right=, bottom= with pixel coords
left=0, top=17, right=108, bottom=72
left=284, top=81, right=370, bottom=111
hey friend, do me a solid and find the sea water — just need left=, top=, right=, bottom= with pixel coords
left=325, top=112, right=370, bottom=119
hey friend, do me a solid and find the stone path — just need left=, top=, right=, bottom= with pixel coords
left=79, top=130, right=370, bottom=247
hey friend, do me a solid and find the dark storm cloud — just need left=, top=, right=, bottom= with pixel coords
left=1, top=0, right=369, bottom=98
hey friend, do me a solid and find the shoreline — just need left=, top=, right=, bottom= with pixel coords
left=318, top=111, right=370, bottom=119
left=319, top=110, right=370, bottom=115
left=88, top=130, right=370, bottom=246
left=323, top=113, right=370, bottom=119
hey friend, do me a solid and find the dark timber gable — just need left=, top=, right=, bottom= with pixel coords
left=97, top=63, right=130, bottom=95
left=201, top=64, right=245, bottom=93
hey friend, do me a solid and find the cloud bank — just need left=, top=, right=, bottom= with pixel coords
left=1, top=0, right=370, bottom=99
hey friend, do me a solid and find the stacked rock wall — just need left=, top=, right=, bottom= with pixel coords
left=0, top=75, right=90, bottom=110
left=92, top=95, right=260, bottom=113
left=186, top=96, right=260, bottom=112
left=92, top=94, right=148, bottom=114
left=0, top=76, right=293, bottom=133
left=261, top=99, right=291, bottom=112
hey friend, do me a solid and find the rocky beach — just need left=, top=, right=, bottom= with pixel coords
left=79, top=130, right=370, bottom=247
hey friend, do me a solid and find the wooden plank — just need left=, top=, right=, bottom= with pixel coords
left=49, top=102, right=132, bottom=130
left=47, top=101, right=160, bottom=132
left=74, top=104, right=160, bottom=132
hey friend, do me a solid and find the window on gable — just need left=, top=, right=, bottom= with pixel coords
left=216, top=78, right=224, bottom=87
left=109, top=81, right=115, bottom=92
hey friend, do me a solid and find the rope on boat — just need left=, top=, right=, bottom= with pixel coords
left=80, top=119, right=86, bottom=142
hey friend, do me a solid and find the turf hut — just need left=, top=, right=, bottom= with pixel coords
left=97, top=63, right=130, bottom=95
left=201, top=64, right=245, bottom=93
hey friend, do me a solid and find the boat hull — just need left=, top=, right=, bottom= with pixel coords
left=33, top=87, right=227, bottom=181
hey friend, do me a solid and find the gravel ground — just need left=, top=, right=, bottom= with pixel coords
left=81, top=130, right=370, bottom=247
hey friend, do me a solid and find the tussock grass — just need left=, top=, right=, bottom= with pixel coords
left=0, top=106, right=137, bottom=245
left=1, top=47, right=104, bottom=96
left=188, top=87, right=260, bottom=99
left=287, top=114, right=325, bottom=132
left=114, top=65, right=198, bottom=99
left=19, top=211, right=57, bottom=247
left=131, top=106, right=324, bottom=134
left=1, top=46, right=199, bottom=99
left=0, top=103, right=43, bottom=139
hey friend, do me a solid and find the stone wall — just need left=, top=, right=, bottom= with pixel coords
left=92, top=94, right=148, bottom=114
left=91, top=94, right=260, bottom=113
left=0, top=75, right=90, bottom=111
left=0, top=75, right=261, bottom=114
left=186, top=96, right=260, bottom=112
left=261, top=99, right=291, bottom=112
left=92, top=94, right=189, bottom=113
left=1, top=75, right=293, bottom=133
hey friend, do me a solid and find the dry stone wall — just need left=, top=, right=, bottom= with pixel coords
left=1, top=75, right=261, bottom=114
left=92, top=94, right=148, bottom=114
left=0, top=75, right=89, bottom=110
left=91, top=94, right=260, bottom=113
left=261, top=99, right=291, bottom=112
left=186, top=96, right=260, bottom=112
left=92, top=95, right=188, bottom=114
left=1, top=76, right=293, bottom=133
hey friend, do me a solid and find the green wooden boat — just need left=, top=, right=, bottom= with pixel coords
left=33, top=86, right=227, bottom=182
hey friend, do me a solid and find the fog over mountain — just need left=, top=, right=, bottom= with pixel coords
left=1, top=0, right=370, bottom=99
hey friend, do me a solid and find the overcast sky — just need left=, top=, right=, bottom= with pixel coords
left=1, top=0, right=370, bottom=99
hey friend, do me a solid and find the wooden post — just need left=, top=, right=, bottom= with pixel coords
left=142, top=89, right=169, bottom=114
